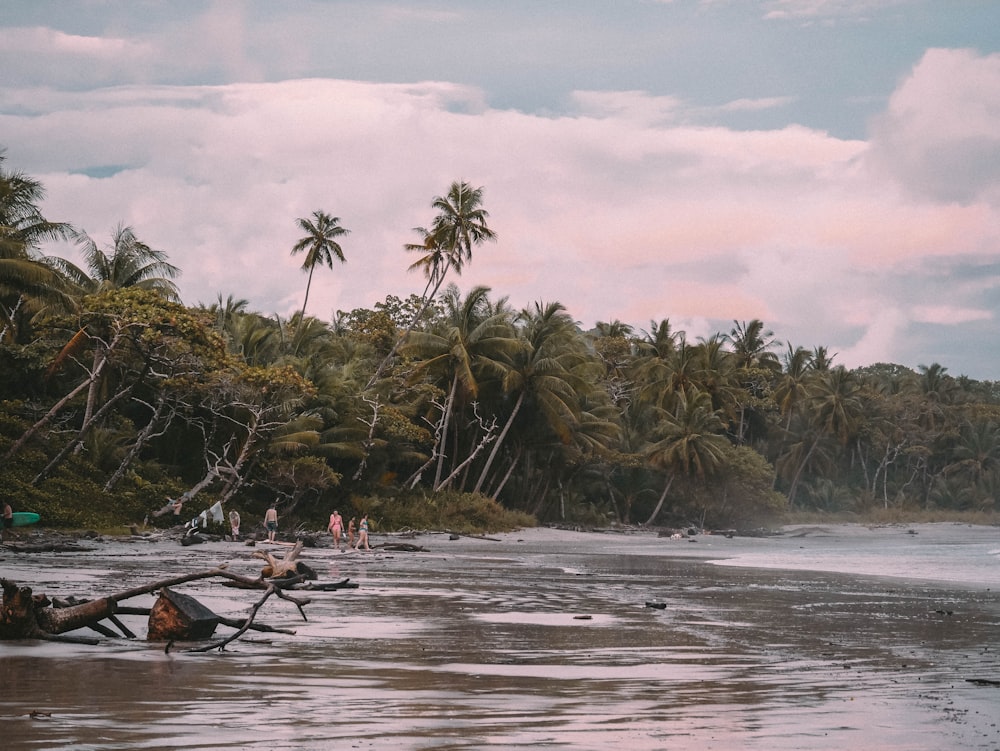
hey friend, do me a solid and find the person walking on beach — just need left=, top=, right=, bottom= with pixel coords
left=229, top=509, right=241, bottom=540
left=354, top=513, right=370, bottom=551
left=347, top=516, right=356, bottom=549
left=264, top=503, right=278, bottom=543
left=2, top=501, right=12, bottom=542
left=328, top=509, right=344, bottom=551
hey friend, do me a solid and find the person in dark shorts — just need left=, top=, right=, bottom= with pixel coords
left=264, top=503, right=278, bottom=542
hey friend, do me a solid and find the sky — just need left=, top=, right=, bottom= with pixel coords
left=2, top=0, right=1000, bottom=378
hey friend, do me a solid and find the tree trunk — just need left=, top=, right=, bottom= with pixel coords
left=147, top=588, right=220, bottom=641
left=488, top=448, right=520, bottom=500
left=473, top=390, right=524, bottom=495
left=365, top=266, right=449, bottom=390
left=105, top=396, right=172, bottom=492
left=433, top=373, right=458, bottom=488
left=252, top=540, right=307, bottom=578
left=2, top=567, right=304, bottom=644
left=33, top=380, right=138, bottom=485
left=786, top=437, right=820, bottom=507
left=4, top=332, right=121, bottom=460
left=644, top=475, right=675, bottom=526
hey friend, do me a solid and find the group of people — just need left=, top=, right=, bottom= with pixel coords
left=259, top=504, right=371, bottom=551
left=326, top=509, right=370, bottom=552
left=158, top=495, right=371, bottom=551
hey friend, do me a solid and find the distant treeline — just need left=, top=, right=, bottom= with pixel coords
left=2, top=152, right=998, bottom=529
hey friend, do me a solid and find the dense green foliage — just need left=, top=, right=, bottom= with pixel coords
left=2, top=154, right=999, bottom=533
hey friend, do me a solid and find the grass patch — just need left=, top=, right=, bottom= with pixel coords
left=782, top=508, right=1000, bottom=526
left=340, top=490, right=536, bottom=534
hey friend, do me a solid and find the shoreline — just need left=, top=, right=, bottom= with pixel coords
left=3, top=521, right=999, bottom=749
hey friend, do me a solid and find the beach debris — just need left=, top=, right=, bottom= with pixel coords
left=1, top=540, right=97, bottom=554
left=381, top=542, right=430, bottom=552
left=147, top=587, right=220, bottom=641
left=0, top=561, right=323, bottom=650
left=446, top=530, right=502, bottom=542
left=965, top=678, right=1000, bottom=687
left=252, top=539, right=315, bottom=579
left=645, top=601, right=667, bottom=610
left=295, top=578, right=359, bottom=591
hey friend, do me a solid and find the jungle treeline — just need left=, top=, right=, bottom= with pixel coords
left=2, top=150, right=999, bottom=531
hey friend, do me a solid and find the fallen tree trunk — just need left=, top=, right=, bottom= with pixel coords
left=1, top=566, right=312, bottom=648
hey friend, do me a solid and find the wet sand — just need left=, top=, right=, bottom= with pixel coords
left=2, top=525, right=999, bottom=750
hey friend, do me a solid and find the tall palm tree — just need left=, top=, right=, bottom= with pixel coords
left=290, top=210, right=349, bottom=318
left=367, top=181, right=496, bottom=389
left=810, top=346, right=836, bottom=371
left=428, top=181, right=496, bottom=270
left=782, top=366, right=863, bottom=505
left=637, top=318, right=682, bottom=360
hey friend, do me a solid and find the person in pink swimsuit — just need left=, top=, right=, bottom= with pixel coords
left=328, top=509, right=344, bottom=551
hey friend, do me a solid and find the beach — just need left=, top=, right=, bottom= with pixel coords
left=2, top=523, right=999, bottom=750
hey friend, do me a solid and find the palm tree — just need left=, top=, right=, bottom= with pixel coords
left=782, top=366, right=863, bottom=505
left=0, top=153, right=74, bottom=339
left=402, top=285, right=518, bottom=489
left=727, top=319, right=780, bottom=371
left=637, top=318, right=682, bottom=360
left=472, top=301, right=584, bottom=495
left=428, top=181, right=496, bottom=269
left=644, top=390, right=730, bottom=525
left=367, top=181, right=496, bottom=389
left=46, top=225, right=182, bottom=426
left=290, top=210, right=349, bottom=318
left=810, top=346, right=836, bottom=371
left=774, top=344, right=814, bottom=430
left=51, top=223, right=180, bottom=300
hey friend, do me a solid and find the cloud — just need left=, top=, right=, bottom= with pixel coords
left=868, top=48, right=1000, bottom=206
left=2, top=43, right=999, bottom=376
left=0, top=26, right=141, bottom=57
left=761, top=0, right=911, bottom=21
left=911, top=305, right=992, bottom=326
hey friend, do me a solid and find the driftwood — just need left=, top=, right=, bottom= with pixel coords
left=147, top=588, right=220, bottom=641
left=2, top=541, right=97, bottom=554
left=445, top=530, right=501, bottom=542
left=252, top=539, right=316, bottom=579
left=297, top=578, right=359, bottom=591
left=0, top=566, right=313, bottom=650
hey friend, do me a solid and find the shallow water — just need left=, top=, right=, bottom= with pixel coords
left=2, top=525, right=999, bottom=750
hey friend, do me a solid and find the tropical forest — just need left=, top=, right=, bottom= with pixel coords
left=2, top=150, right=999, bottom=533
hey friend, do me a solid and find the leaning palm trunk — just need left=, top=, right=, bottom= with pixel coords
left=32, top=380, right=138, bottom=485
left=785, top=437, right=820, bottom=507
left=365, top=268, right=447, bottom=390
left=473, top=390, right=524, bottom=495
left=5, top=331, right=122, bottom=460
left=488, top=449, right=520, bottom=500
left=644, top=475, right=675, bottom=526
left=105, top=396, right=173, bottom=492
left=433, top=373, right=459, bottom=489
